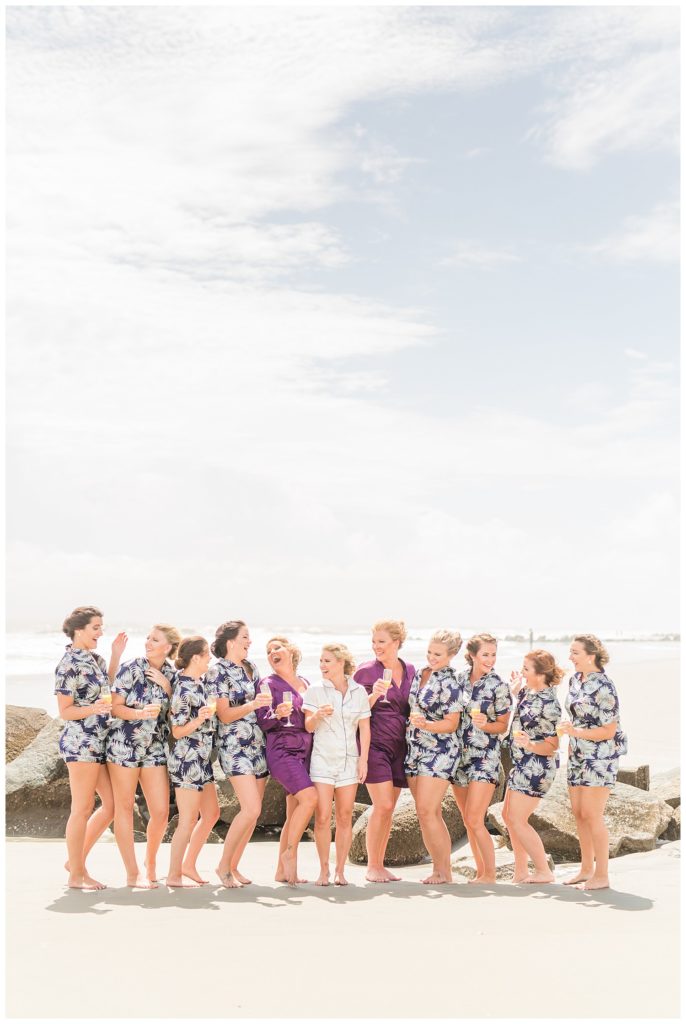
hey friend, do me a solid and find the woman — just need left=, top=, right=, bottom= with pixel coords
left=255, top=636, right=316, bottom=886
left=106, top=623, right=180, bottom=888
left=451, top=633, right=511, bottom=884
left=206, top=620, right=272, bottom=888
left=303, top=643, right=371, bottom=886
left=502, top=649, right=562, bottom=884
left=558, top=634, right=627, bottom=891
left=405, top=631, right=463, bottom=884
left=353, top=619, right=415, bottom=883
left=54, top=605, right=127, bottom=890
left=166, top=636, right=220, bottom=887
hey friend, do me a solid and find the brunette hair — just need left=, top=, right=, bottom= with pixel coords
left=573, top=634, right=610, bottom=669
left=430, top=629, right=462, bottom=658
left=175, top=636, right=209, bottom=670
left=211, top=620, right=247, bottom=659
left=525, top=649, right=564, bottom=687
left=267, top=635, right=302, bottom=670
left=152, top=623, right=182, bottom=660
left=321, top=642, right=356, bottom=677
left=62, top=606, right=103, bottom=639
left=464, top=633, right=497, bottom=666
left=372, top=619, right=407, bottom=647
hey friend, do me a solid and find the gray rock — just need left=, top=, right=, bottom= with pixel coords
left=486, top=775, right=674, bottom=861
left=661, top=806, right=681, bottom=842
left=349, top=790, right=467, bottom=866
left=6, top=705, right=52, bottom=763
left=5, top=718, right=72, bottom=837
left=213, top=769, right=286, bottom=827
left=650, top=767, right=680, bottom=809
left=617, top=764, right=650, bottom=791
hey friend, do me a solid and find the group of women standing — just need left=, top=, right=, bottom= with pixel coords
left=54, top=609, right=627, bottom=893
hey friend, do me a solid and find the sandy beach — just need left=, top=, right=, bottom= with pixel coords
left=5, top=836, right=680, bottom=1019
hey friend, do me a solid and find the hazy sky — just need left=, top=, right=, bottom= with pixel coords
left=6, top=5, right=679, bottom=633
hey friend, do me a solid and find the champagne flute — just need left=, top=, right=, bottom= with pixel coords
left=260, top=681, right=274, bottom=719
left=380, top=668, right=393, bottom=703
left=206, top=683, right=218, bottom=717
left=99, top=685, right=112, bottom=714
left=283, top=690, right=294, bottom=727
left=409, top=699, right=423, bottom=729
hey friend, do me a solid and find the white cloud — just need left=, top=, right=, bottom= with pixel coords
left=586, top=202, right=679, bottom=264
left=439, top=242, right=519, bottom=270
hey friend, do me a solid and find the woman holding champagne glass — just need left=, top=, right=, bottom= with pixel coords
left=502, top=650, right=562, bottom=883
left=558, top=634, right=628, bottom=891
left=405, top=630, right=464, bottom=884
left=303, top=643, right=371, bottom=886
left=206, top=620, right=272, bottom=888
left=106, top=623, right=181, bottom=888
left=353, top=619, right=415, bottom=882
left=54, top=605, right=128, bottom=890
left=166, top=636, right=220, bottom=887
left=256, top=636, right=317, bottom=886
left=450, top=633, right=512, bottom=884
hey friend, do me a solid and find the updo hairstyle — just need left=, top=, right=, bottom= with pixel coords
left=321, top=642, right=356, bottom=677
left=62, top=606, right=103, bottom=639
left=211, top=620, right=247, bottom=659
left=464, top=633, right=498, bottom=665
left=573, top=634, right=609, bottom=669
left=175, top=636, right=209, bottom=670
left=372, top=619, right=407, bottom=647
left=430, top=629, right=462, bottom=658
left=525, top=649, right=564, bottom=687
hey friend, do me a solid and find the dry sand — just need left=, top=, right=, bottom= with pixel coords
left=5, top=837, right=680, bottom=1019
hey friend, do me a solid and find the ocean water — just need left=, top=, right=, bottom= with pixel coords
left=5, top=629, right=680, bottom=773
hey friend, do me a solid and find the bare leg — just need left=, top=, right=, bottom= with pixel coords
left=577, top=788, right=612, bottom=890
left=167, top=788, right=202, bottom=886
left=281, top=786, right=318, bottom=886
left=276, top=795, right=307, bottom=882
left=230, top=776, right=267, bottom=884
left=182, top=783, right=220, bottom=883
left=505, top=792, right=554, bottom=883
left=217, top=775, right=263, bottom=888
left=451, top=784, right=485, bottom=879
left=109, top=763, right=156, bottom=888
left=333, top=784, right=357, bottom=885
left=313, top=783, right=335, bottom=885
left=66, top=765, right=116, bottom=877
left=64, top=762, right=106, bottom=889
left=502, top=790, right=530, bottom=882
left=463, top=781, right=496, bottom=883
left=365, top=782, right=401, bottom=882
left=139, top=766, right=169, bottom=883
left=565, top=786, right=595, bottom=884
left=414, top=776, right=452, bottom=883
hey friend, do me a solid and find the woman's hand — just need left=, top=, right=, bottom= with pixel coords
left=138, top=704, right=161, bottom=720
left=91, top=699, right=111, bottom=716
left=274, top=702, right=292, bottom=720
left=513, top=731, right=531, bottom=749
left=197, top=705, right=214, bottom=722
left=371, top=680, right=387, bottom=700
left=145, top=666, right=171, bottom=695
left=410, top=713, right=427, bottom=730
left=471, top=712, right=487, bottom=730
left=557, top=721, right=574, bottom=736
left=111, top=632, right=128, bottom=659
left=358, top=758, right=368, bottom=784
left=509, top=670, right=524, bottom=695
left=252, top=692, right=273, bottom=709
left=317, top=703, right=334, bottom=720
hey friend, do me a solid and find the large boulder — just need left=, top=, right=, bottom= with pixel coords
left=486, top=775, right=674, bottom=861
left=661, top=806, right=680, bottom=842
left=650, top=768, right=680, bottom=809
left=214, top=769, right=287, bottom=827
left=617, top=765, right=650, bottom=791
left=6, top=705, right=52, bottom=763
left=6, top=718, right=71, bottom=837
left=349, top=790, right=467, bottom=866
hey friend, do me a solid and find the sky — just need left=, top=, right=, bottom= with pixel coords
left=5, top=4, right=680, bottom=633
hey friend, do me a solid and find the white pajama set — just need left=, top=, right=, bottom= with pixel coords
left=303, top=677, right=371, bottom=788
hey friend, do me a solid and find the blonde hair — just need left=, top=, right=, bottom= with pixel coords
left=321, top=642, right=356, bottom=677
left=573, top=634, right=609, bottom=670
left=267, top=635, right=302, bottom=670
left=464, top=633, right=497, bottom=666
left=152, top=623, right=182, bottom=660
left=430, top=629, right=462, bottom=658
left=525, top=649, right=564, bottom=687
left=372, top=619, right=407, bottom=647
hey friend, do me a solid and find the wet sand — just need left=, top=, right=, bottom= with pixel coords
left=5, top=837, right=680, bottom=1018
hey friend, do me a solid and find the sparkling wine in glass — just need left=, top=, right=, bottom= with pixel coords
left=380, top=668, right=393, bottom=703
left=283, top=690, right=294, bottom=727
left=260, top=681, right=274, bottom=718
left=100, top=686, right=112, bottom=713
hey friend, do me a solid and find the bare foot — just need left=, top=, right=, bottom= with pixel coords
left=180, top=867, right=209, bottom=885
left=563, top=871, right=591, bottom=885
left=126, top=874, right=158, bottom=889
left=315, top=871, right=330, bottom=886
left=145, top=863, right=159, bottom=883
left=523, top=872, right=555, bottom=884
left=166, top=875, right=201, bottom=887
left=366, top=867, right=391, bottom=883
left=231, top=869, right=252, bottom=885
left=468, top=875, right=496, bottom=885
left=512, top=874, right=530, bottom=884
left=281, top=851, right=299, bottom=886
left=67, top=873, right=106, bottom=891
left=421, top=871, right=450, bottom=885
left=216, top=869, right=242, bottom=888
left=577, top=876, right=610, bottom=891
left=381, top=867, right=401, bottom=881
left=334, top=871, right=349, bottom=886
